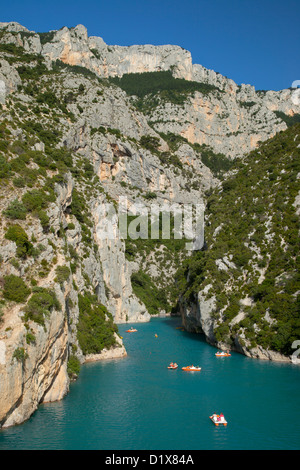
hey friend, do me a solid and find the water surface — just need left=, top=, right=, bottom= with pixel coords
left=0, top=317, right=299, bottom=450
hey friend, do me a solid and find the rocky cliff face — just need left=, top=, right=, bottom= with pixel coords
left=0, top=21, right=298, bottom=158
left=176, top=124, right=300, bottom=363
left=0, top=20, right=299, bottom=428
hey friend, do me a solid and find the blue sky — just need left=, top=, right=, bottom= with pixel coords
left=1, top=0, right=299, bottom=91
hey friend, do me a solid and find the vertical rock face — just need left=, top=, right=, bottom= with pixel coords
left=39, top=24, right=194, bottom=80
left=0, top=181, right=71, bottom=427
left=0, top=59, right=21, bottom=96
left=93, top=198, right=150, bottom=323
left=0, top=79, right=5, bottom=104
left=0, top=170, right=129, bottom=428
left=179, top=287, right=217, bottom=343
left=0, top=298, right=69, bottom=428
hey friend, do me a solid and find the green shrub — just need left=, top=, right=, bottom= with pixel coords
left=47, top=148, right=73, bottom=168
left=0, top=155, right=11, bottom=178
left=23, top=287, right=61, bottom=325
left=17, top=61, right=48, bottom=79
left=274, top=111, right=300, bottom=127
left=77, top=293, right=117, bottom=355
left=26, top=332, right=36, bottom=344
left=3, top=199, right=27, bottom=220
left=70, top=188, right=90, bottom=225
left=144, top=191, right=157, bottom=200
left=4, top=224, right=33, bottom=258
left=54, top=265, right=70, bottom=285
left=131, top=270, right=169, bottom=315
left=194, top=143, right=234, bottom=177
left=3, top=275, right=31, bottom=302
left=37, top=31, right=56, bottom=45
left=52, top=59, right=99, bottom=81
left=12, top=177, right=26, bottom=188
left=38, top=210, right=50, bottom=231
left=13, top=347, right=28, bottom=364
left=140, top=135, right=160, bottom=153
left=21, top=120, right=61, bottom=147
left=22, top=189, right=49, bottom=213
left=110, top=71, right=221, bottom=101
left=67, top=355, right=81, bottom=378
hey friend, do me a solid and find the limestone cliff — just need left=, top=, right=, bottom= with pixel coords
left=1, top=21, right=298, bottom=158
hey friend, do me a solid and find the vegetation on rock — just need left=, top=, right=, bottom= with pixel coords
left=175, top=124, right=300, bottom=355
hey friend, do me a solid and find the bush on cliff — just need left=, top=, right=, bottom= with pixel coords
left=23, top=287, right=61, bottom=326
left=4, top=225, right=33, bottom=258
left=77, top=293, right=117, bottom=355
left=3, top=275, right=31, bottom=303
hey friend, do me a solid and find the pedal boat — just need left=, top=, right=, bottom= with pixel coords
left=210, top=414, right=228, bottom=426
left=168, top=363, right=178, bottom=370
left=215, top=351, right=231, bottom=357
left=126, top=328, right=138, bottom=333
left=181, top=365, right=201, bottom=371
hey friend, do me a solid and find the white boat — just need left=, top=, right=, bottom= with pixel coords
left=209, top=414, right=228, bottom=426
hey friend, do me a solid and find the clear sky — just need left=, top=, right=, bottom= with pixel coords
left=1, top=0, right=299, bottom=91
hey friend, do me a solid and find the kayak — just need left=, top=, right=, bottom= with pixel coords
left=168, top=364, right=178, bottom=370
left=210, top=415, right=228, bottom=426
left=182, top=366, right=201, bottom=372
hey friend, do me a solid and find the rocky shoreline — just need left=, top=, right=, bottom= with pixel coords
left=84, top=333, right=127, bottom=363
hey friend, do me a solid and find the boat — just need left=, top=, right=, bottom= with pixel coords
left=181, top=365, right=201, bottom=372
left=126, top=328, right=138, bottom=333
left=168, top=363, right=178, bottom=370
left=209, top=414, right=228, bottom=426
left=215, top=351, right=231, bottom=357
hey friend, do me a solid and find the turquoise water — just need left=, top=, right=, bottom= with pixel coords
left=0, top=317, right=299, bottom=450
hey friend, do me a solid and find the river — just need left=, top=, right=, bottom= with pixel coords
left=0, top=317, right=299, bottom=450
